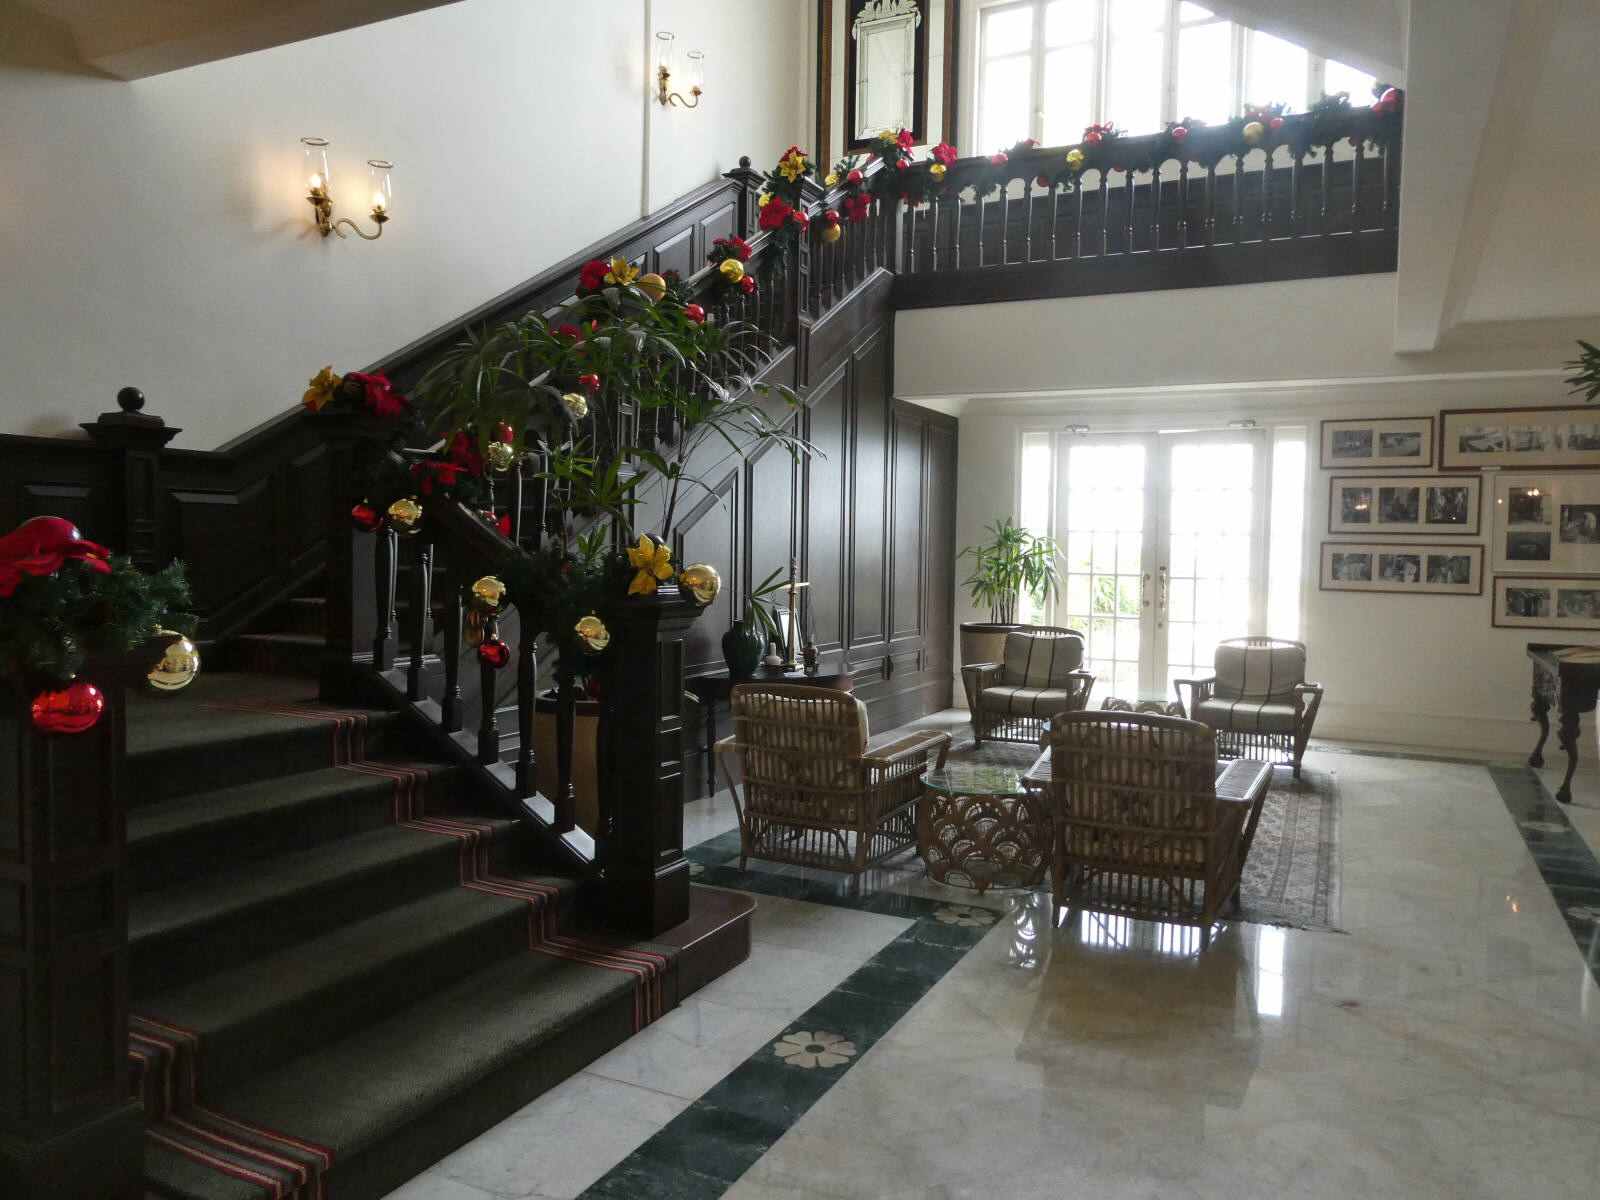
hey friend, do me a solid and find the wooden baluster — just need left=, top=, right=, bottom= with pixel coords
left=1048, top=183, right=1060, bottom=261
left=1149, top=168, right=1162, bottom=252
left=1023, top=180, right=1034, bottom=263
left=1231, top=157, right=1243, bottom=243
left=1123, top=170, right=1136, bottom=256
left=1176, top=161, right=1189, bottom=250
left=1317, top=148, right=1330, bottom=236
left=951, top=192, right=963, bottom=269
left=1259, top=149, right=1272, bottom=242
left=905, top=200, right=916, bottom=273
left=998, top=181, right=1010, bottom=265
left=509, top=456, right=525, bottom=545
left=1349, top=143, right=1363, bottom=231
left=553, top=658, right=577, bottom=833
left=515, top=623, right=536, bottom=796
left=1381, top=145, right=1396, bottom=228
left=1074, top=180, right=1085, bottom=258
left=476, top=620, right=500, bottom=764
left=1204, top=164, right=1216, bottom=248
left=927, top=190, right=939, bottom=271
left=372, top=525, right=396, bottom=670
left=975, top=186, right=985, bottom=267
left=440, top=575, right=463, bottom=733
left=1289, top=150, right=1303, bottom=240
left=406, top=534, right=433, bottom=701
left=1098, top=173, right=1111, bottom=256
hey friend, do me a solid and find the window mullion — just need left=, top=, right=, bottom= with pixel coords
left=1031, top=0, right=1047, bottom=143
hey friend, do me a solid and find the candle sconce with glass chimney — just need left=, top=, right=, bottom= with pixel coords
left=301, top=137, right=393, bottom=241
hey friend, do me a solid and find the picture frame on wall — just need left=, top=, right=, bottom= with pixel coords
left=1319, top=417, right=1435, bottom=470
left=1492, top=575, right=1600, bottom=630
left=1328, top=474, right=1481, bottom=536
left=1440, top=405, right=1600, bottom=471
left=1489, top=472, right=1600, bottom=573
left=1319, top=541, right=1483, bottom=595
left=844, top=0, right=930, bottom=151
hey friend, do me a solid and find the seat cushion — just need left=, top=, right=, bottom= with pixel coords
left=981, top=685, right=1075, bottom=718
left=1001, top=632, right=1085, bottom=688
left=1192, top=696, right=1298, bottom=734
left=1215, top=641, right=1305, bottom=701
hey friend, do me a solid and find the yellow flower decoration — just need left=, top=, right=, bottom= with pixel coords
left=1065, top=149, right=1086, bottom=171
left=777, top=149, right=807, bottom=182
left=626, top=534, right=674, bottom=596
left=603, top=256, right=639, bottom=286
left=718, top=258, right=745, bottom=284
left=302, top=366, right=342, bottom=411
left=824, top=172, right=839, bottom=186
left=929, top=163, right=947, bottom=181
left=877, top=129, right=898, bottom=145
left=757, top=192, right=772, bottom=207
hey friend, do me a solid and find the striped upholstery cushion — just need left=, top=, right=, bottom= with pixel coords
left=1192, top=697, right=1298, bottom=734
left=1000, top=632, right=1084, bottom=688
left=1214, top=641, right=1305, bottom=701
left=981, top=685, right=1075, bottom=718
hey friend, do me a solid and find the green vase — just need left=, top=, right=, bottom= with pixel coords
left=721, top=621, right=764, bottom=677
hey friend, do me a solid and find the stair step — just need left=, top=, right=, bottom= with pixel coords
left=221, top=631, right=325, bottom=677
left=130, top=819, right=517, bottom=997
left=128, top=761, right=465, bottom=893
left=143, top=947, right=664, bottom=1200
left=134, top=881, right=574, bottom=1098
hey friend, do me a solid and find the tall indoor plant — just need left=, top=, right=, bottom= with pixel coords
left=958, top=518, right=1062, bottom=625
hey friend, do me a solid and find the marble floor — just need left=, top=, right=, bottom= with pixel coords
left=382, top=721, right=1600, bottom=1200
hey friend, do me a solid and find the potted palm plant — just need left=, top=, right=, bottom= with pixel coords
left=956, top=518, right=1063, bottom=666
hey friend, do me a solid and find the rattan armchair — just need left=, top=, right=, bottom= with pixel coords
left=963, top=629, right=1094, bottom=746
left=1027, top=709, right=1272, bottom=950
left=1174, top=637, right=1323, bottom=779
left=714, top=684, right=950, bottom=894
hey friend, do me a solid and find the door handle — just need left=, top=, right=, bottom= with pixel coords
left=1156, top=567, right=1169, bottom=627
left=1141, top=572, right=1151, bottom=608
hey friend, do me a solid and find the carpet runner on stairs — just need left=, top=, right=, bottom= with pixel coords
left=126, top=672, right=679, bottom=1200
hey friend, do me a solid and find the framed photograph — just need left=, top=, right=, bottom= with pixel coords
left=1489, top=473, right=1600, bottom=573
left=1440, top=405, right=1600, bottom=470
left=1328, top=474, right=1481, bottom=536
left=1319, top=417, right=1435, bottom=470
left=1319, top=541, right=1483, bottom=595
left=1493, top=575, right=1600, bottom=630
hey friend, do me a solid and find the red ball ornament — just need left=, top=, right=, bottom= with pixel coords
left=578, top=374, right=600, bottom=392
left=31, top=681, right=104, bottom=734
left=1036, top=174, right=1050, bottom=187
left=1269, top=116, right=1284, bottom=130
left=1379, top=87, right=1399, bottom=113
left=684, top=303, right=705, bottom=325
left=739, top=276, right=756, bottom=295
left=477, top=637, right=511, bottom=670
left=1171, top=125, right=1188, bottom=142
left=495, top=421, right=514, bottom=442
left=1084, top=131, right=1102, bottom=146
left=351, top=502, right=381, bottom=533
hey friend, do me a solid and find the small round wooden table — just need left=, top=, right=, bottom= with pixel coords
left=916, top=759, right=1049, bottom=893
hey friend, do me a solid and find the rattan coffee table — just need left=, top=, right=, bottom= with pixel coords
left=916, top=756, right=1050, bottom=893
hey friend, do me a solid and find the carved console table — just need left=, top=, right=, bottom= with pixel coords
left=1527, top=642, right=1600, bottom=803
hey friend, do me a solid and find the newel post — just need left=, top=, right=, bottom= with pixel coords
left=302, top=411, right=388, bottom=704
left=80, top=387, right=180, bottom=572
left=0, top=647, right=156, bottom=1200
left=724, top=156, right=764, bottom=241
left=593, top=584, right=705, bottom=937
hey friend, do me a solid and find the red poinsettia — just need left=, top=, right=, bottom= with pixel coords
left=896, top=129, right=914, bottom=150
left=344, top=371, right=406, bottom=418
left=988, top=152, right=1009, bottom=166
left=577, top=259, right=609, bottom=293
left=758, top=197, right=794, bottom=231
left=411, top=460, right=465, bottom=495
left=711, top=235, right=752, bottom=262
left=842, top=193, right=872, bottom=223
left=445, top=431, right=484, bottom=475
left=555, top=323, right=583, bottom=343
left=0, top=517, right=111, bottom=597
left=931, top=142, right=957, bottom=166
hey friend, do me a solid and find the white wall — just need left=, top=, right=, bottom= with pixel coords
left=0, top=0, right=809, bottom=448
left=921, top=275, right=1590, bottom=755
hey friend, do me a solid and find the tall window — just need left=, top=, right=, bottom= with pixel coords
left=971, top=0, right=1375, bottom=149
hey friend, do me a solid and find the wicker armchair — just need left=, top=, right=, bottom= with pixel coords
left=1027, top=709, right=1273, bottom=950
left=714, top=684, right=950, bottom=894
left=1174, top=637, right=1323, bottom=779
left=963, top=629, right=1095, bottom=746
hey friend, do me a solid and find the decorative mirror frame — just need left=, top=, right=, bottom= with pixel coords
left=845, top=0, right=930, bottom=150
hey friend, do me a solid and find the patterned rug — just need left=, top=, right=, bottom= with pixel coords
left=950, top=738, right=1343, bottom=933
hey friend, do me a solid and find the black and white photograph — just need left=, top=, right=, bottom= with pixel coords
left=1505, top=531, right=1552, bottom=561
left=1505, top=587, right=1552, bottom=618
left=1378, top=431, right=1424, bottom=458
left=1329, top=552, right=1372, bottom=581
left=1456, top=426, right=1506, bottom=455
left=1322, top=542, right=1481, bottom=595
left=1496, top=575, right=1600, bottom=628
left=1329, top=430, right=1373, bottom=460
left=1320, top=417, right=1435, bottom=469
left=1559, top=504, right=1600, bottom=544
left=1507, top=486, right=1549, bottom=525
left=1339, top=487, right=1372, bottom=524
left=1444, top=406, right=1600, bottom=469
left=1425, top=485, right=1471, bottom=525
left=1328, top=475, right=1480, bottom=536
left=1425, top=554, right=1473, bottom=585
left=1557, top=589, right=1600, bottom=620
left=1377, top=486, right=1420, bottom=524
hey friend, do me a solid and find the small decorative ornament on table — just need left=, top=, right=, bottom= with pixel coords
left=146, top=629, right=201, bottom=693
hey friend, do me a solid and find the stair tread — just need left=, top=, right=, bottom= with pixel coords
left=130, top=821, right=513, bottom=949
left=126, top=671, right=386, bottom=759
left=228, top=631, right=325, bottom=645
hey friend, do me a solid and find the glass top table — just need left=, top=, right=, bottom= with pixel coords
left=916, top=752, right=1051, bottom=893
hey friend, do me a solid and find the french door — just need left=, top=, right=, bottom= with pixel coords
left=1050, top=430, right=1268, bottom=702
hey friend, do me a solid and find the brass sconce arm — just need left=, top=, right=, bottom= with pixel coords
left=657, top=65, right=702, bottom=108
left=308, top=188, right=389, bottom=240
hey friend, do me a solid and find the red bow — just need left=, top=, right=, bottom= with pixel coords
left=0, top=517, right=111, bottom=597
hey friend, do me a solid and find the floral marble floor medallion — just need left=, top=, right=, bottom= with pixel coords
left=773, top=1030, right=857, bottom=1069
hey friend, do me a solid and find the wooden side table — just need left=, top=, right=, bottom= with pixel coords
left=1527, top=642, right=1600, bottom=803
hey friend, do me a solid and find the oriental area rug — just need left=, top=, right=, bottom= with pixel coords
left=951, top=739, right=1344, bottom=933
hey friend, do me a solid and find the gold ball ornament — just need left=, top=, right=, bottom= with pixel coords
left=821, top=224, right=842, bottom=244
left=387, top=497, right=423, bottom=536
left=678, top=563, right=722, bottom=606
left=1065, top=149, right=1086, bottom=171
left=718, top=258, right=746, bottom=284
left=470, top=575, right=508, bottom=615
left=637, top=272, right=667, bottom=302
left=1241, top=120, right=1265, bottom=145
left=574, top=614, right=610, bottom=655
left=483, top=439, right=517, bottom=474
left=563, top=392, right=588, bottom=419
left=147, top=630, right=201, bottom=693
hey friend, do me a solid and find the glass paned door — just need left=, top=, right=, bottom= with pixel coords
left=1053, top=430, right=1267, bottom=702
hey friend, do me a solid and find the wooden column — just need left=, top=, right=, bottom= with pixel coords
left=80, top=387, right=180, bottom=570
left=0, top=648, right=153, bottom=1200
left=594, top=585, right=705, bottom=937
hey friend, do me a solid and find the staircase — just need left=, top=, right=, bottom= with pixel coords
left=123, top=645, right=681, bottom=1200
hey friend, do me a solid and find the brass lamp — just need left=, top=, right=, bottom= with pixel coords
left=655, top=33, right=704, bottom=108
left=302, top=137, right=393, bottom=241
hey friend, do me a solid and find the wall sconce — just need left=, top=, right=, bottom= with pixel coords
left=301, top=137, right=393, bottom=241
left=655, top=32, right=704, bottom=108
